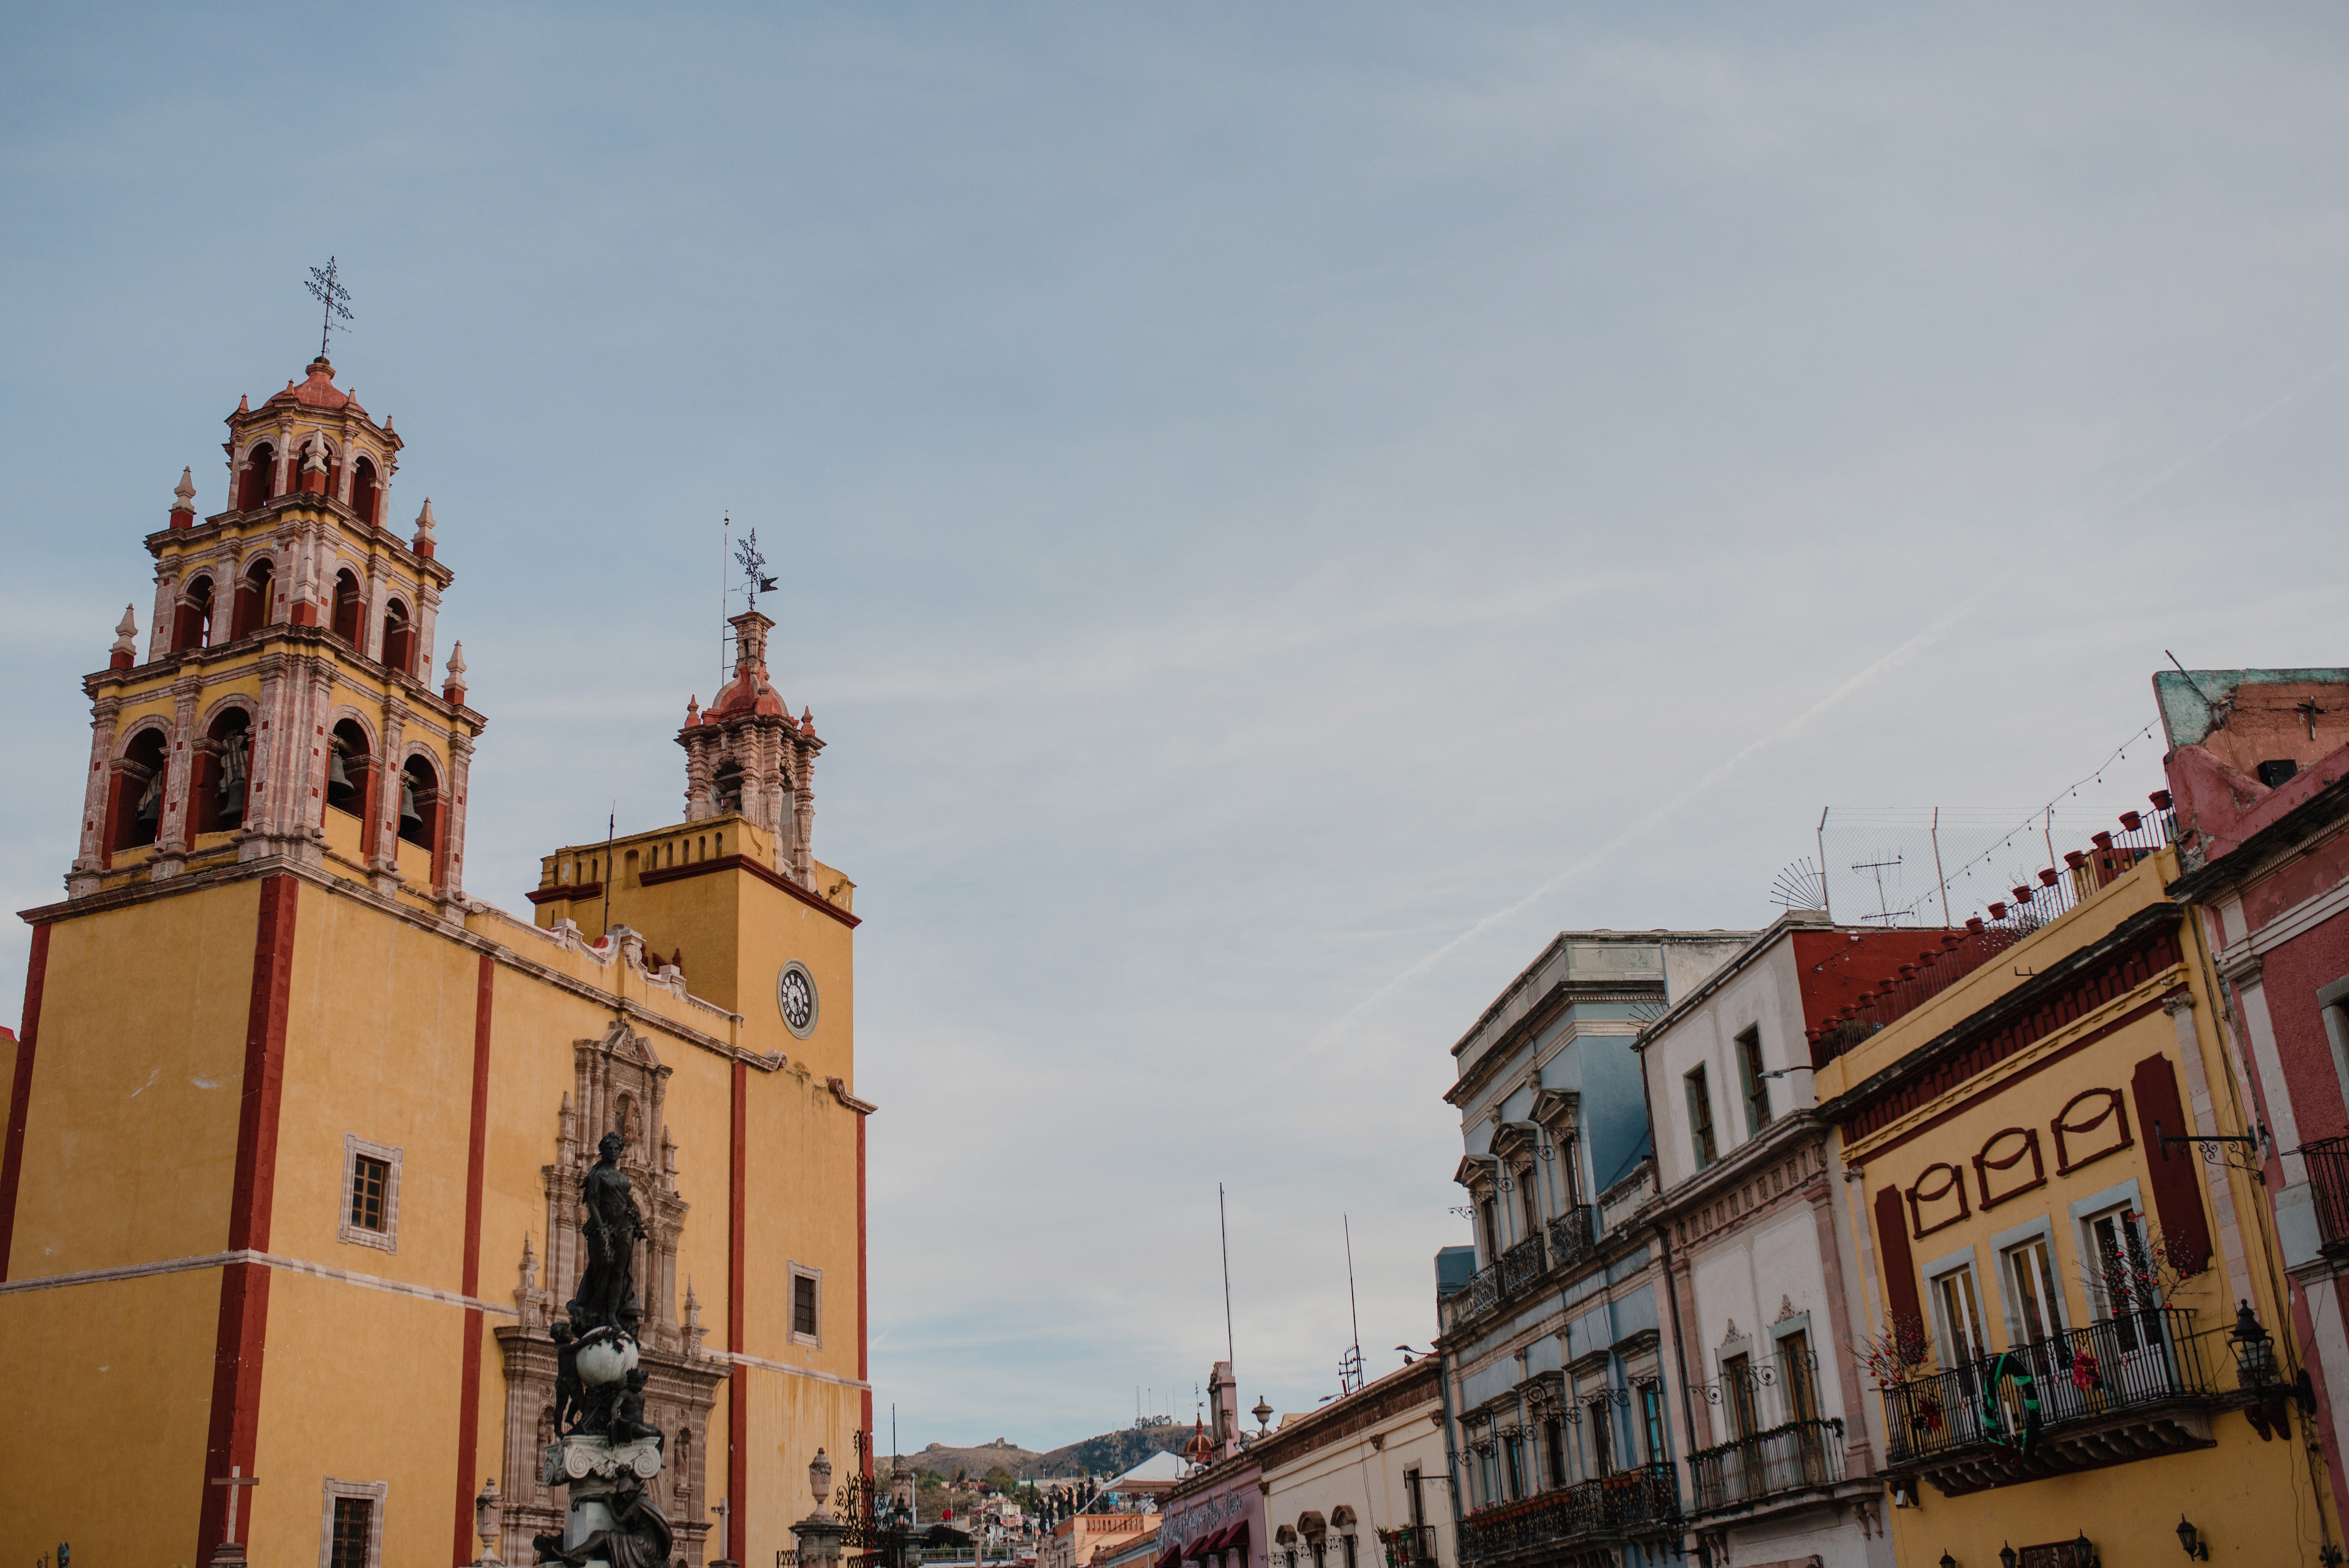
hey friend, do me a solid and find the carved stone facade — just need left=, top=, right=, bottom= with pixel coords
left=494, top=1020, right=727, bottom=1564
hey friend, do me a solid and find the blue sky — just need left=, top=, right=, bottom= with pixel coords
left=4, top=3, right=2347, bottom=1445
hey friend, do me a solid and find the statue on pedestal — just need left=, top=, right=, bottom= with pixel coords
left=534, top=1129, right=669, bottom=1565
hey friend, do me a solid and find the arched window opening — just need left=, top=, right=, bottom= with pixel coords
left=194, top=709, right=253, bottom=834
left=398, top=755, right=440, bottom=851
left=713, top=761, right=743, bottom=814
left=381, top=598, right=414, bottom=676
left=351, top=455, right=380, bottom=526
left=171, top=576, right=215, bottom=653
left=111, top=727, right=170, bottom=852
left=239, top=444, right=275, bottom=511
left=231, top=559, right=274, bottom=640
left=326, top=719, right=372, bottom=818
left=331, top=569, right=365, bottom=646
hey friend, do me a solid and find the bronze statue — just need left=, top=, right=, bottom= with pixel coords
left=531, top=1479, right=673, bottom=1567
left=609, top=1368, right=663, bottom=1450
left=549, top=1320, right=584, bottom=1435
left=566, top=1131, right=645, bottom=1335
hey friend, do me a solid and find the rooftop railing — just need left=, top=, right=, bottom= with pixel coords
left=1686, top=1418, right=1844, bottom=1512
left=1880, top=1308, right=2211, bottom=1467
left=1810, top=796, right=2176, bottom=1065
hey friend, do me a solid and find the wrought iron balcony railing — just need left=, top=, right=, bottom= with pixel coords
left=1499, top=1233, right=1547, bottom=1296
left=1457, top=1464, right=1677, bottom=1565
left=2300, top=1134, right=2349, bottom=1254
left=1880, top=1309, right=2211, bottom=1468
left=1686, top=1418, right=1844, bottom=1512
left=1546, top=1205, right=1595, bottom=1272
left=1377, top=1525, right=1437, bottom=1568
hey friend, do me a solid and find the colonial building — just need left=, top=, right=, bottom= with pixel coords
left=1436, top=930, right=1749, bottom=1568
left=2157, top=666, right=2349, bottom=1527
left=1159, top=1364, right=1267, bottom=1568
left=0, top=355, right=870, bottom=1567
left=1256, top=1358, right=1450, bottom=1568
left=1635, top=912, right=1919, bottom=1568
left=1813, top=790, right=2340, bottom=1565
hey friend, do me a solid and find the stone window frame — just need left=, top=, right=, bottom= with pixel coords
left=338, top=1133, right=403, bottom=1254
left=318, top=1476, right=387, bottom=1568
left=789, top=1258, right=824, bottom=1347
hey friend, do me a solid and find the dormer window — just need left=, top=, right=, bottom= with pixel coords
left=381, top=598, right=413, bottom=676
left=238, top=443, right=275, bottom=510
left=331, top=569, right=365, bottom=645
left=351, top=454, right=380, bottom=526
left=171, top=575, right=215, bottom=652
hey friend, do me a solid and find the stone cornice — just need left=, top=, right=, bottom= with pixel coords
left=84, top=629, right=484, bottom=734
left=640, top=852, right=861, bottom=928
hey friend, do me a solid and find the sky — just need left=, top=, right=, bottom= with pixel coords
left=4, top=3, right=2347, bottom=1447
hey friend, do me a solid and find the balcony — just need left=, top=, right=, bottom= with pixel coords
left=1377, top=1526, right=1437, bottom=1568
left=1442, top=1207, right=1602, bottom=1334
left=2300, top=1134, right=2349, bottom=1253
left=1687, top=1418, right=1845, bottom=1512
left=1880, top=1309, right=2217, bottom=1495
left=1457, top=1464, right=1677, bottom=1567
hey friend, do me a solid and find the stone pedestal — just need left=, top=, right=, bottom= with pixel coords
left=793, top=1513, right=851, bottom=1568
left=206, top=1547, right=248, bottom=1568
left=539, top=1434, right=665, bottom=1565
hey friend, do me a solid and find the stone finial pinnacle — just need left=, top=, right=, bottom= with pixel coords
left=236, top=393, right=250, bottom=414
left=112, top=605, right=138, bottom=651
left=384, top=413, right=395, bottom=433
left=172, top=467, right=196, bottom=510
left=443, top=640, right=468, bottom=699
left=686, top=694, right=701, bottom=725
left=413, top=497, right=437, bottom=559
left=801, top=706, right=813, bottom=734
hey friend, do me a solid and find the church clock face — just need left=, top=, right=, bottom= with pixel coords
left=777, top=960, right=819, bottom=1038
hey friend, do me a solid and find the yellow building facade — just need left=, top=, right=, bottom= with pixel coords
left=1813, top=822, right=2340, bottom=1566
left=0, top=356, right=871, bottom=1567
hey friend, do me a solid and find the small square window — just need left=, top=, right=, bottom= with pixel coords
left=318, top=1477, right=386, bottom=1568
left=337, top=1134, right=402, bottom=1254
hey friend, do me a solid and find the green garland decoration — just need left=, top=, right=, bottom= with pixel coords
left=1976, top=1352, right=2043, bottom=1456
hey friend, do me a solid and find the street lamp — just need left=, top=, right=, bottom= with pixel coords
left=1938, top=1554, right=1955, bottom=1568
left=2231, top=1301, right=2278, bottom=1388
left=1999, top=1544, right=2017, bottom=1568
left=1253, top=1398, right=1273, bottom=1437
left=2176, top=1517, right=2208, bottom=1559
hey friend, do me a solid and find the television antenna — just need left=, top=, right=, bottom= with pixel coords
left=1850, top=855, right=1904, bottom=925
left=1769, top=857, right=1827, bottom=912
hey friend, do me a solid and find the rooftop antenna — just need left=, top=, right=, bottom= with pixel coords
left=305, top=256, right=353, bottom=359
left=1816, top=807, right=1834, bottom=922
left=720, top=512, right=731, bottom=692
left=599, top=805, right=616, bottom=943
left=1850, top=855, right=1903, bottom=925
left=1768, top=857, right=1826, bottom=913
left=1219, top=1183, right=1237, bottom=1379
left=1339, top=1214, right=1365, bottom=1396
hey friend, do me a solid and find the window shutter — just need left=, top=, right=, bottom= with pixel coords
left=1873, top=1184, right=1922, bottom=1335
left=2131, top=1051, right=2213, bottom=1273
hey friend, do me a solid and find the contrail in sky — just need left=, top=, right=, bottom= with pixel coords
left=1316, top=343, right=2349, bottom=1047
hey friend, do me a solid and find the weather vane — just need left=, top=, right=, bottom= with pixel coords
left=734, top=528, right=778, bottom=610
left=306, top=257, right=353, bottom=359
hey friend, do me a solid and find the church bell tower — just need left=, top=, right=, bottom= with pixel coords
left=677, top=609, right=821, bottom=888
left=68, top=354, right=481, bottom=915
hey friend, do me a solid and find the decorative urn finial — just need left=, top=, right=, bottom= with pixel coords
left=109, top=605, right=138, bottom=670
left=169, top=467, right=197, bottom=528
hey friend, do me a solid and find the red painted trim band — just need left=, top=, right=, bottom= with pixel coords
left=454, top=954, right=495, bottom=1563
left=201, top=873, right=298, bottom=1559
left=0, top=922, right=53, bottom=1280
left=730, top=1057, right=749, bottom=1545
left=859, top=1111, right=872, bottom=1479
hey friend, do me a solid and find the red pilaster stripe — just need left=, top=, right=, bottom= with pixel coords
left=200, top=873, right=298, bottom=1560
left=730, top=1057, right=749, bottom=1551
left=0, top=922, right=53, bottom=1280
left=859, top=1112, right=872, bottom=1478
left=453, top=954, right=495, bottom=1564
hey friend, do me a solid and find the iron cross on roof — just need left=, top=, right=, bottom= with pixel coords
left=735, top=528, right=779, bottom=610
left=306, top=256, right=354, bottom=359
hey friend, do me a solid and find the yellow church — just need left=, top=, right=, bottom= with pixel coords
left=0, top=352, right=871, bottom=1567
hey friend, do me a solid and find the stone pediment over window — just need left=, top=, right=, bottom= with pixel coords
left=1455, top=1154, right=1500, bottom=1191
left=1491, top=1120, right=1544, bottom=1162
left=1530, top=1088, right=1579, bottom=1136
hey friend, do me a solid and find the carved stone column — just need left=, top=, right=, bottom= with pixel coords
left=150, top=678, right=202, bottom=880
left=69, top=696, right=123, bottom=896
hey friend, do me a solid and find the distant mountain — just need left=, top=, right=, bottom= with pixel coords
left=901, top=1425, right=1193, bottom=1481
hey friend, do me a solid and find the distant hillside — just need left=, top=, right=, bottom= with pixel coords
left=902, top=1425, right=1192, bottom=1481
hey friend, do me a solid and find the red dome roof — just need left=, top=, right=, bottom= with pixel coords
left=264, top=357, right=365, bottom=414
left=704, top=669, right=788, bottom=720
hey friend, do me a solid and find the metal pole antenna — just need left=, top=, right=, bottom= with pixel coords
left=1816, top=807, right=1833, bottom=922
left=1931, top=806, right=1950, bottom=925
left=1219, top=1183, right=1236, bottom=1376
left=1344, top=1214, right=1363, bottom=1365
left=600, top=807, right=616, bottom=941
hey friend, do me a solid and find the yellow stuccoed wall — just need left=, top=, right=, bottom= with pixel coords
left=1816, top=851, right=2335, bottom=1566
left=3, top=817, right=865, bottom=1567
